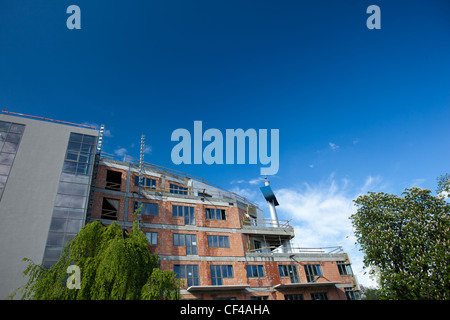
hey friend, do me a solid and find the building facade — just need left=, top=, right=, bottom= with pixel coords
left=0, top=112, right=360, bottom=300
left=0, top=112, right=99, bottom=299
left=90, top=156, right=361, bottom=300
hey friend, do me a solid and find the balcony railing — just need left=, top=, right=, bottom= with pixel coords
left=247, top=245, right=343, bottom=254
left=242, top=217, right=292, bottom=229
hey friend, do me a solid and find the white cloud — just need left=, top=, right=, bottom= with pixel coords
left=271, top=175, right=381, bottom=288
left=114, top=147, right=128, bottom=157
left=230, top=176, right=266, bottom=186
left=144, top=145, right=152, bottom=154
left=329, top=142, right=339, bottom=150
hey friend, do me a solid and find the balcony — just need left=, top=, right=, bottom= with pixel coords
left=241, top=218, right=295, bottom=238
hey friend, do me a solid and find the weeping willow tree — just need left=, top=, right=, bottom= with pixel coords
left=11, top=218, right=181, bottom=300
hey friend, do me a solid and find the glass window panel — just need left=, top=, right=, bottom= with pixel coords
left=207, top=235, right=213, bottom=247
left=59, top=172, right=75, bottom=183
left=71, top=195, right=86, bottom=208
left=78, top=153, right=89, bottom=163
left=67, top=142, right=81, bottom=151
left=57, top=182, right=73, bottom=195
left=76, top=163, right=88, bottom=174
left=0, top=153, right=14, bottom=165
left=69, top=133, right=83, bottom=143
left=228, top=265, right=233, bottom=278
left=52, top=208, right=68, bottom=218
left=54, top=194, right=72, bottom=207
left=46, top=232, right=65, bottom=246
left=67, top=208, right=84, bottom=219
left=2, top=141, right=19, bottom=153
left=43, top=247, right=62, bottom=260
left=62, top=161, right=77, bottom=173
left=0, top=121, right=11, bottom=132
left=63, top=233, right=77, bottom=244
left=82, top=135, right=96, bottom=145
left=58, top=182, right=89, bottom=196
left=0, top=132, right=7, bottom=141
left=66, top=219, right=83, bottom=233
left=0, top=164, right=11, bottom=175
left=9, top=123, right=25, bottom=134
left=73, top=174, right=90, bottom=184
left=66, top=151, right=78, bottom=161
left=80, top=143, right=92, bottom=153
left=5, top=133, right=21, bottom=143
left=179, top=234, right=185, bottom=246
left=49, top=218, right=67, bottom=232
left=0, top=175, right=7, bottom=187
left=258, top=265, right=264, bottom=277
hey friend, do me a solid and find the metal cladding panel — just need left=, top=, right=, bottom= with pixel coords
left=260, top=185, right=279, bottom=206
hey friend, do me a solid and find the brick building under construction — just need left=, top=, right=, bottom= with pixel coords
left=0, top=111, right=360, bottom=300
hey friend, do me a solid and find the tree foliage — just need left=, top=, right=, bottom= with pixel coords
left=351, top=186, right=450, bottom=300
left=11, top=220, right=181, bottom=300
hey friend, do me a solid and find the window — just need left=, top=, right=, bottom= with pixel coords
left=101, top=198, right=119, bottom=220
left=251, top=296, right=269, bottom=300
left=246, top=265, right=265, bottom=278
left=62, top=133, right=96, bottom=175
left=0, top=120, right=25, bottom=200
left=311, top=292, right=328, bottom=300
left=134, top=176, right=156, bottom=189
left=43, top=132, right=96, bottom=268
left=145, top=232, right=158, bottom=245
left=205, top=208, right=226, bottom=220
left=134, top=202, right=158, bottom=215
left=210, top=265, right=233, bottom=285
left=172, top=205, right=195, bottom=225
left=170, top=183, right=187, bottom=195
left=173, top=233, right=197, bottom=255
left=345, top=287, right=360, bottom=300
left=207, top=235, right=230, bottom=248
left=279, top=265, right=299, bottom=283
left=337, top=261, right=353, bottom=275
left=174, top=265, right=199, bottom=287
left=304, top=264, right=322, bottom=282
left=105, top=170, right=121, bottom=191
left=253, top=240, right=262, bottom=252
left=285, top=294, right=304, bottom=300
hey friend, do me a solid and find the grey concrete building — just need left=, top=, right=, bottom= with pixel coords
left=0, top=113, right=98, bottom=299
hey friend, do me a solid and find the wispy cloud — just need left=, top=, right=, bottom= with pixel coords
left=144, top=145, right=152, bottom=154
left=329, top=142, right=339, bottom=150
left=114, top=147, right=128, bottom=157
left=81, top=122, right=112, bottom=137
left=230, top=176, right=266, bottom=186
left=271, top=174, right=386, bottom=288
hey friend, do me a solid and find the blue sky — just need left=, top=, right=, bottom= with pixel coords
left=1, top=0, right=449, bottom=287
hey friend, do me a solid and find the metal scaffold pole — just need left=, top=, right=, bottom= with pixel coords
left=137, top=134, right=145, bottom=227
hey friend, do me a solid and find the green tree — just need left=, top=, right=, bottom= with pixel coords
left=11, top=219, right=181, bottom=300
left=436, top=173, right=450, bottom=195
left=351, top=186, right=450, bottom=300
left=359, top=285, right=381, bottom=300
